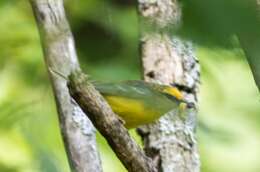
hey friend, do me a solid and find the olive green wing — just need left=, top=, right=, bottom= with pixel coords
left=93, top=80, right=177, bottom=113
left=93, top=80, right=156, bottom=98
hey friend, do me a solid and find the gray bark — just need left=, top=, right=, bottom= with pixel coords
left=29, top=1, right=102, bottom=172
left=137, top=0, right=200, bottom=171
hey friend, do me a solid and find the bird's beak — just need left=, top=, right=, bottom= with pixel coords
left=186, top=102, right=195, bottom=109
left=179, top=101, right=195, bottom=110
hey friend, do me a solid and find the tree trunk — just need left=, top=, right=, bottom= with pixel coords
left=137, top=1, right=200, bottom=171
left=29, top=1, right=102, bottom=172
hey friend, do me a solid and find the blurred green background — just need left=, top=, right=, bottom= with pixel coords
left=0, top=1, right=260, bottom=172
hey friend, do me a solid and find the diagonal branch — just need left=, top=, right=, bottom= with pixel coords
left=68, top=71, right=157, bottom=172
left=28, top=1, right=102, bottom=172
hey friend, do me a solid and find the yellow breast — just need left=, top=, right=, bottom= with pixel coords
left=104, top=95, right=160, bottom=128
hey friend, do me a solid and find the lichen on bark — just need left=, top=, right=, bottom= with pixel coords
left=138, top=0, right=200, bottom=171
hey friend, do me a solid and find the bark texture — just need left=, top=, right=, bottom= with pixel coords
left=137, top=0, right=200, bottom=171
left=68, top=71, right=157, bottom=172
left=29, top=1, right=102, bottom=172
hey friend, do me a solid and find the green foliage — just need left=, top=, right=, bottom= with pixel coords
left=181, top=0, right=260, bottom=47
left=0, top=0, right=260, bottom=172
left=0, top=162, right=18, bottom=172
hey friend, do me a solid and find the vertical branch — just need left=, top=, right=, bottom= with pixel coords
left=29, top=1, right=102, bottom=172
left=137, top=0, right=200, bottom=171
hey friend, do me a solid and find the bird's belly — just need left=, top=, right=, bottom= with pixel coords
left=104, top=95, right=161, bottom=128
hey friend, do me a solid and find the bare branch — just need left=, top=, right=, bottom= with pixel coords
left=28, top=1, right=102, bottom=172
left=68, top=71, right=157, bottom=172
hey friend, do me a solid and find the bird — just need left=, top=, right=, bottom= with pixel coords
left=93, top=80, right=192, bottom=128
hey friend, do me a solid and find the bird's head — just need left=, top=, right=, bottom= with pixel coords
left=161, top=86, right=195, bottom=109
